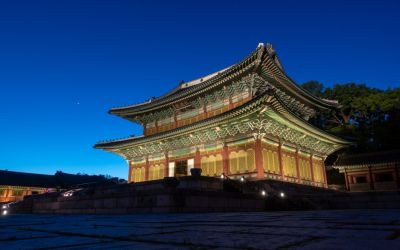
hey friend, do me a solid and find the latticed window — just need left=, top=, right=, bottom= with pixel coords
left=313, top=160, right=324, bottom=182
left=299, top=158, right=311, bottom=180
left=229, top=149, right=255, bottom=174
left=201, top=154, right=223, bottom=176
left=134, top=167, right=146, bottom=182
left=12, top=190, right=24, bottom=196
left=282, top=153, right=297, bottom=177
left=262, top=149, right=280, bottom=174
left=148, top=164, right=165, bottom=181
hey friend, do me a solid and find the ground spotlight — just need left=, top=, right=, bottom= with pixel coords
left=220, top=173, right=225, bottom=179
left=261, top=190, right=267, bottom=197
left=240, top=176, right=245, bottom=182
left=280, top=192, right=285, bottom=198
left=2, top=210, right=8, bottom=216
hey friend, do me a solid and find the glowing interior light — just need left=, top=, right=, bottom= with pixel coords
left=280, top=192, right=285, bottom=198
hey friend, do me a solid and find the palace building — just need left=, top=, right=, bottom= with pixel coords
left=333, top=150, right=400, bottom=192
left=95, top=43, right=350, bottom=188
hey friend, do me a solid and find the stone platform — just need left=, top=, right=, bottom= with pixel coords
left=1, top=210, right=399, bottom=249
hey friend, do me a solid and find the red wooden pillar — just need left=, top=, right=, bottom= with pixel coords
left=155, top=120, right=159, bottom=133
left=164, top=152, right=169, bottom=178
left=128, top=161, right=133, bottom=183
left=194, top=148, right=201, bottom=169
left=368, top=166, right=374, bottom=190
left=222, top=144, right=230, bottom=175
left=203, top=104, right=208, bottom=119
left=322, top=160, right=328, bottom=188
left=228, top=96, right=234, bottom=110
left=344, top=168, right=349, bottom=191
left=309, top=154, right=315, bottom=184
left=145, top=156, right=150, bottom=181
left=255, top=138, right=264, bottom=179
left=295, top=149, right=300, bottom=183
left=173, top=113, right=178, bottom=129
left=278, top=141, right=284, bottom=180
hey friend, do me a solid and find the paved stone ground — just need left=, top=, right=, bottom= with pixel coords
left=0, top=210, right=399, bottom=249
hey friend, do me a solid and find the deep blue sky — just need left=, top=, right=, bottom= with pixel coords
left=0, top=0, right=399, bottom=179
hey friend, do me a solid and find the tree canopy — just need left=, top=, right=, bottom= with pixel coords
left=301, top=81, right=400, bottom=153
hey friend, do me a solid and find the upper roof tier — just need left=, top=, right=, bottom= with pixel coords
left=109, top=43, right=339, bottom=120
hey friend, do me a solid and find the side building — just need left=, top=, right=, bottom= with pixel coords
left=95, top=43, right=350, bottom=188
left=332, top=150, right=400, bottom=192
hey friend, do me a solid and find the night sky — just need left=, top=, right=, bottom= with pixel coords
left=0, top=0, right=399, bottom=179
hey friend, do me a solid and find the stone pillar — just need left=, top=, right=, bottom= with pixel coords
left=145, top=156, right=150, bottom=181
left=255, top=138, right=264, bottom=178
left=309, top=154, right=315, bottom=184
left=295, top=149, right=300, bottom=183
left=278, top=141, right=284, bottom=179
left=164, top=152, right=169, bottom=178
left=222, top=143, right=230, bottom=175
left=368, top=166, right=374, bottom=190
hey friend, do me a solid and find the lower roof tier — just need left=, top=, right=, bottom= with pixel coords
left=95, top=92, right=350, bottom=159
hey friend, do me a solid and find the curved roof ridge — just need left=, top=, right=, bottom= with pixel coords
left=109, top=44, right=264, bottom=115
left=262, top=44, right=340, bottom=109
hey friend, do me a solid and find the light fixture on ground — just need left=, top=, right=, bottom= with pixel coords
left=261, top=190, right=267, bottom=197
left=220, top=173, right=225, bottom=179
left=2, top=210, right=8, bottom=216
left=280, top=192, right=285, bottom=198
left=240, top=176, right=245, bottom=182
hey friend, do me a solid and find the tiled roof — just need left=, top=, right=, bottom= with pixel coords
left=334, top=149, right=400, bottom=168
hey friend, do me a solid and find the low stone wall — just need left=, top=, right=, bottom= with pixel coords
left=8, top=177, right=400, bottom=214
left=11, top=177, right=264, bottom=214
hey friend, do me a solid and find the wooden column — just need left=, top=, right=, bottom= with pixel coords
left=128, top=161, right=133, bottom=183
left=145, top=156, right=150, bottom=181
left=164, top=152, right=169, bottom=178
left=344, top=168, right=349, bottom=191
left=309, top=154, right=315, bottom=184
left=228, top=96, right=234, bottom=110
left=368, top=166, right=374, bottom=190
left=203, top=104, right=208, bottom=119
left=322, top=160, right=328, bottom=188
left=155, top=120, right=159, bottom=133
left=173, top=113, right=178, bottom=129
left=222, top=143, right=230, bottom=175
left=295, top=149, right=301, bottom=183
left=255, top=138, right=264, bottom=178
left=278, top=141, right=284, bottom=180
left=194, top=148, right=201, bottom=169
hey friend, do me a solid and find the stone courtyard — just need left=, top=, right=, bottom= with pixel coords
left=0, top=210, right=399, bottom=249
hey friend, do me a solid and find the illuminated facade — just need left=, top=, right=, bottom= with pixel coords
left=95, top=43, right=350, bottom=188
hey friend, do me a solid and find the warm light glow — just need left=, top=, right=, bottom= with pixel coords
left=2, top=210, right=8, bottom=216
left=280, top=192, right=285, bottom=198
left=2, top=205, right=7, bottom=209
left=220, top=174, right=225, bottom=179
left=261, top=190, right=266, bottom=196
left=240, top=176, right=245, bottom=182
